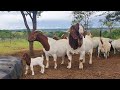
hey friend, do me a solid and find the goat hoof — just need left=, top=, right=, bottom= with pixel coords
left=40, top=71, right=44, bottom=74
left=79, top=66, right=83, bottom=70
left=79, top=68, right=83, bottom=70
left=45, top=66, right=49, bottom=68
left=67, top=66, right=71, bottom=69
left=89, top=62, right=92, bottom=64
left=79, top=65, right=83, bottom=70
left=54, top=67, right=57, bottom=69
left=61, top=62, right=64, bottom=64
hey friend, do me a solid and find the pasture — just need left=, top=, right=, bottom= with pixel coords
left=0, top=29, right=120, bottom=79
left=16, top=49, right=120, bottom=79
left=0, top=39, right=43, bottom=55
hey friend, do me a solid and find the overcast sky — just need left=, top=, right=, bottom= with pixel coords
left=0, top=11, right=106, bottom=29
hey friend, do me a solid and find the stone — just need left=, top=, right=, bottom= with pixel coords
left=0, top=56, right=23, bottom=79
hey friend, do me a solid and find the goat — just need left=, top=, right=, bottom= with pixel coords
left=111, top=39, right=120, bottom=54
left=22, top=53, right=45, bottom=75
left=28, top=23, right=92, bottom=70
left=97, top=31, right=111, bottom=59
left=83, top=33, right=93, bottom=64
left=66, top=23, right=93, bottom=69
left=28, top=31, right=68, bottom=69
left=98, top=39, right=111, bottom=59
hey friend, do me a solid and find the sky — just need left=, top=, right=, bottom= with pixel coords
left=0, top=11, right=107, bottom=30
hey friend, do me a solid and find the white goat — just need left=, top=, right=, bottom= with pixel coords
left=111, top=39, right=120, bottom=54
left=83, top=34, right=93, bottom=64
left=98, top=39, right=111, bottom=59
left=22, top=53, right=45, bottom=75
left=66, top=23, right=93, bottom=69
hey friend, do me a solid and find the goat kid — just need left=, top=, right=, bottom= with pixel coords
left=22, top=53, right=45, bottom=75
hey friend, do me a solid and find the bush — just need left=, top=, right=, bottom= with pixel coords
left=91, top=29, right=120, bottom=39
left=90, top=29, right=100, bottom=37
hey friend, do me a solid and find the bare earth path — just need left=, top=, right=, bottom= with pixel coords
left=12, top=49, right=120, bottom=79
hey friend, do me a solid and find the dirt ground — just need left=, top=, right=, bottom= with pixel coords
left=12, top=49, right=120, bottom=79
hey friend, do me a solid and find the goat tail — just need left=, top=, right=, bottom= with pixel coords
left=100, top=30, right=103, bottom=44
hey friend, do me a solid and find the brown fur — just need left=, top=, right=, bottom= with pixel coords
left=100, top=39, right=104, bottom=45
left=83, top=30, right=87, bottom=38
left=69, top=23, right=83, bottom=50
left=99, top=30, right=103, bottom=45
left=53, top=36, right=59, bottom=40
left=28, top=31, right=50, bottom=51
left=22, top=53, right=31, bottom=66
left=61, top=34, right=67, bottom=39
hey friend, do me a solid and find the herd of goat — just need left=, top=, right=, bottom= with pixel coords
left=22, top=23, right=120, bottom=75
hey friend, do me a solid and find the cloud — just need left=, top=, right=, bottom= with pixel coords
left=0, top=11, right=107, bottom=29
left=39, top=11, right=73, bottom=21
left=0, top=11, right=73, bottom=29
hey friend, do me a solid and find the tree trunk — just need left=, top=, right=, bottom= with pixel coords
left=32, top=11, right=37, bottom=31
left=21, top=11, right=30, bottom=33
left=21, top=11, right=34, bottom=56
left=29, top=41, right=34, bottom=57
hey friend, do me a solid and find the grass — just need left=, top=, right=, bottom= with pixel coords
left=0, top=39, right=43, bottom=55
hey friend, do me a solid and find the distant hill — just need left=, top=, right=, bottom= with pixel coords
left=0, top=29, right=69, bottom=32
left=0, top=27, right=120, bottom=32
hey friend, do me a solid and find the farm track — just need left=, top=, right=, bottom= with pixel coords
left=11, top=49, right=120, bottom=79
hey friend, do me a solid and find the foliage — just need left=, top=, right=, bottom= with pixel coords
left=90, top=29, right=101, bottom=37
left=72, top=11, right=96, bottom=29
left=91, top=29, right=120, bottom=39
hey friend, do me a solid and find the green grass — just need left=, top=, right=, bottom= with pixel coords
left=0, top=39, right=43, bottom=55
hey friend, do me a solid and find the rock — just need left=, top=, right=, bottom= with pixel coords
left=0, top=56, right=23, bottom=79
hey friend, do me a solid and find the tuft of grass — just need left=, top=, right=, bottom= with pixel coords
left=0, top=39, right=43, bottom=55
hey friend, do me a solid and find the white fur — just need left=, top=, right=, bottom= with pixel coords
left=92, top=37, right=112, bottom=49
left=83, top=35, right=93, bottom=64
left=25, top=55, right=45, bottom=75
left=92, top=37, right=100, bottom=48
left=66, top=41, right=85, bottom=69
left=79, top=25, right=84, bottom=34
left=98, top=39, right=111, bottom=59
left=66, top=34, right=93, bottom=69
left=43, top=38, right=68, bottom=69
left=111, top=39, right=120, bottom=54
left=43, top=26, right=93, bottom=70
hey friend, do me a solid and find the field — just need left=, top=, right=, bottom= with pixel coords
left=0, top=29, right=120, bottom=79
left=11, top=49, right=120, bottom=79
left=0, top=39, right=43, bottom=55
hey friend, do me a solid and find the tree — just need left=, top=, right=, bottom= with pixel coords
left=105, top=11, right=120, bottom=22
left=20, top=11, right=43, bottom=56
left=100, top=11, right=117, bottom=38
left=72, top=11, right=95, bottom=30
